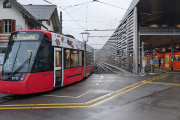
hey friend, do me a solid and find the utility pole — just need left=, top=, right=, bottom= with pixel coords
left=60, top=11, right=62, bottom=34
left=80, top=32, right=90, bottom=78
left=84, top=41, right=87, bottom=77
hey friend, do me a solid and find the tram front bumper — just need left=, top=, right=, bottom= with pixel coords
left=0, top=80, right=29, bottom=95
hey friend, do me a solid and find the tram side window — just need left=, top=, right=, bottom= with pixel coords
left=82, top=51, right=84, bottom=66
left=56, top=51, right=61, bottom=67
left=71, top=50, right=79, bottom=68
left=65, top=49, right=71, bottom=68
left=65, top=49, right=84, bottom=69
left=86, top=53, right=89, bottom=65
left=88, top=53, right=93, bottom=65
left=86, top=53, right=91, bottom=65
left=32, top=36, right=52, bottom=72
left=174, top=55, right=180, bottom=61
left=79, top=51, right=83, bottom=67
left=90, top=53, right=92, bottom=65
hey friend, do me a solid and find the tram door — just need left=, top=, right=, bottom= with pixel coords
left=54, top=48, right=62, bottom=87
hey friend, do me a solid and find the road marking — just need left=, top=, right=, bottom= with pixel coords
left=5, top=97, right=13, bottom=99
left=43, top=90, right=91, bottom=99
left=96, top=76, right=102, bottom=85
left=147, top=82, right=180, bottom=86
left=0, top=72, right=173, bottom=109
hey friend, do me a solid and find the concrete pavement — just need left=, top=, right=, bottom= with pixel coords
left=0, top=63, right=179, bottom=120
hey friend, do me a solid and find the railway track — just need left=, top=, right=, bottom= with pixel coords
left=96, top=62, right=122, bottom=74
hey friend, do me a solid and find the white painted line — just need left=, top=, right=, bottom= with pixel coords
left=76, top=90, right=91, bottom=98
left=43, top=90, right=91, bottom=99
left=96, top=76, right=102, bottom=85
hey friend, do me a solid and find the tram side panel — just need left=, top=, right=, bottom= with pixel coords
left=63, top=67, right=84, bottom=86
left=86, top=52, right=93, bottom=77
left=27, top=33, right=54, bottom=94
left=63, top=49, right=84, bottom=86
left=27, top=72, right=54, bottom=94
left=86, top=65, right=92, bottom=77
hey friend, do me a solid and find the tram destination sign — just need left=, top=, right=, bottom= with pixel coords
left=12, top=34, right=40, bottom=41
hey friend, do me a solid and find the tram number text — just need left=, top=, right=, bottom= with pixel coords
left=43, top=73, right=51, bottom=76
left=12, top=77, right=19, bottom=81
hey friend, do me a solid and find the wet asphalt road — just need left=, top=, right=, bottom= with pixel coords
left=0, top=64, right=180, bottom=120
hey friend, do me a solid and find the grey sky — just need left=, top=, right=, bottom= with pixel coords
left=18, top=0, right=133, bottom=49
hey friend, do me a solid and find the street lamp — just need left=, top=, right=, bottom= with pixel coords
left=80, top=32, right=90, bottom=78
left=80, top=31, right=90, bottom=42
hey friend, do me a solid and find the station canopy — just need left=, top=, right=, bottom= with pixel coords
left=135, top=0, right=180, bottom=51
left=137, top=0, right=180, bottom=26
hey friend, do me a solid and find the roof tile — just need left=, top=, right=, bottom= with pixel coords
left=23, top=5, right=56, bottom=20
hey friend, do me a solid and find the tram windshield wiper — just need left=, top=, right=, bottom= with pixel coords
left=11, top=51, right=32, bottom=75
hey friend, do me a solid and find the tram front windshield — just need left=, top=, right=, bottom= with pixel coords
left=3, top=32, right=42, bottom=73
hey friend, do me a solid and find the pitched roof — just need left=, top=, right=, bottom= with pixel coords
left=23, top=5, right=57, bottom=21
left=9, top=0, right=47, bottom=29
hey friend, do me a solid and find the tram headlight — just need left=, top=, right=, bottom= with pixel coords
left=20, top=74, right=27, bottom=81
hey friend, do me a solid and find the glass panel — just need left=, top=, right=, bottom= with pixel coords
left=65, top=49, right=70, bottom=68
left=87, top=53, right=90, bottom=65
left=56, top=51, right=61, bottom=67
left=5, top=25, right=7, bottom=33
left=79, top=51, right=82, bottom=67
left=32, top=35, right=52, bottom=72
left=71, top=50, right=78, bottom=68
left=4, top=20, right=11, bottom=33
left=55, top=70, right=62, bottom=86
left=8, top=21, right=11, bottom=33
left=3, top=32, right=43, bottom=73
left=3, top=41, right=40, bottom=72
left=82, top=51, right=84, bottom=66
left=56, top=70, right=61, bottom=80
left=174, top=55, right=180, bottom=61
left=9, top=24, right=11, bottom=33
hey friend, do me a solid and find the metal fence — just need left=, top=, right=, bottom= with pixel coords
left=99, top=8, right=137, bottom=72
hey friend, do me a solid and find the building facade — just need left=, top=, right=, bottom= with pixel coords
left=99, top=0, right=180, bottom=73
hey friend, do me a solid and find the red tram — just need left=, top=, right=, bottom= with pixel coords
left=0, top=30, right=94, bottom=95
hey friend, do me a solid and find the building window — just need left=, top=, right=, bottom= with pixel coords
left=46, top=20, right=50, bottom=26
left=4, top=20, right=11, bottom=33
left=3, top=0, right=11, bottom=8
left=28, top=22, right=34, bottom=30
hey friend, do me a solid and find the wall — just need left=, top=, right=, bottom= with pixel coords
left=0, top=0, right=26, bottom=31
left=41, top=19, right=54, bottom=32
